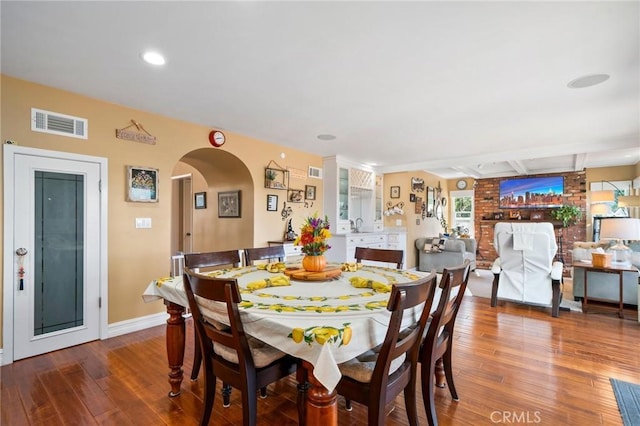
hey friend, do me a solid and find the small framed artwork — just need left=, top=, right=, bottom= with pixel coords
left=267, top=194, right=278, bottom=211
left=409, top=193, right=416, bottom=202
left=194, top=192, right=207, bottom=209
left=493, top=212, right=504, bottom=220
left=305, top=185, right=316, bottom=200
left=390, top=186, right=400, bottom=198
left=218, top=190, right=241, bottom=218
left=288, top=189, right=304, bottom=203
left=509, top=210, right=521, bottom=219
left=531, top=211, right=544, bottom=220
left=415, top=197, right=423, bottom=214
left=127, top=166, right=158, bottom=202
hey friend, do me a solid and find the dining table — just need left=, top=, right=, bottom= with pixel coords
left=142, top=262, right=433, bottom=425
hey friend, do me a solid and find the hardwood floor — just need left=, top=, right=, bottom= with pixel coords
left=2, top=295, right=637, bottom=425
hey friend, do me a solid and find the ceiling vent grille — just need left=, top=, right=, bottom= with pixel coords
left=31, top=108, right=88, bottom=139
left=308, top=166, right=323, bottom=179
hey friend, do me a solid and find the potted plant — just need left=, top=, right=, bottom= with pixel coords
left=551, top=205, right=582, bottom=228
left=265, top=168, right=277, bottom=187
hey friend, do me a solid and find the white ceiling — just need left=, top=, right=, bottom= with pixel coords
left=2, top=1, right=638, bottom=179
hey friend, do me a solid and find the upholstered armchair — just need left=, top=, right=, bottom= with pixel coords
left=490, top=222, right=563, bottom=317
left=415, top=237, right=476, bottom=273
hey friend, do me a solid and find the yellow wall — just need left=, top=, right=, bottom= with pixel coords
left=0, top=75, right=323, bottom=345
left=382, top=171, right=449, bottom=268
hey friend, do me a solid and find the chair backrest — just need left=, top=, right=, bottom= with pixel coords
left=183, top=268, right=255, bottom=369
left=184, top=250, right=242, bottom=273
left=354, top=247, right=404, bottom=269
left=171, top=253, right=185, bottom=277
left=244, top=246, right=285, bottom=265
left=421, top=261, right=470, bottom=363
left=494, top=222, right=557, bottom=271
left=370, top=272, right=438, bottom=387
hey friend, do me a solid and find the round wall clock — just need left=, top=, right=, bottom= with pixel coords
left=208, top=130, right=226, bottom=147
left=456, top=179, right=467, bottom=190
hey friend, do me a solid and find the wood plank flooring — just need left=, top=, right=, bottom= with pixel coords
left=2, top=295, right=638, bottom=425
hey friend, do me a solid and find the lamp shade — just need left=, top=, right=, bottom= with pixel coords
left=590, top=190, right=615, bottom=203
left=600, top=218, right=640, bottom=241
left=618, top=195, right=640, bottom=208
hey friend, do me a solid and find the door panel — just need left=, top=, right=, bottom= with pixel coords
left=13, top=154, right=101, bottom=360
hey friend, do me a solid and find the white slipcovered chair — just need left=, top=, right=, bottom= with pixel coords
left=490, top=222, right=563, bottom=317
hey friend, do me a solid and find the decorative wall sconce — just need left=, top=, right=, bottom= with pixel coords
left=384, top=201, right=405, bottom=216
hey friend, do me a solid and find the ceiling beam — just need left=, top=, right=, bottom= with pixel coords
left=507, top=160, right=529, bottom=175
left=574, top=153, right=587, bottom=171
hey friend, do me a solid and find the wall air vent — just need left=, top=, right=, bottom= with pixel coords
left=31, top=108, right=88, bottom=139
left=308, top=166, right=323, bottom=179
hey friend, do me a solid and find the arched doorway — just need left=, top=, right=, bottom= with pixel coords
left=170, top=148, right=255, bottom=255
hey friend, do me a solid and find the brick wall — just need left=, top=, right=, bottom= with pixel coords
left=474, top=171, right=587, bottom=275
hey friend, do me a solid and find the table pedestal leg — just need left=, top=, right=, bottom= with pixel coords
left=165, top=300, right=185, bottom=397
left=302, top=361, right=337, bottom=426
left=435, top=358, right=446, bottom=388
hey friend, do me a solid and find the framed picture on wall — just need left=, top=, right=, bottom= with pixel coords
left=390, top=186, right=400, bottom=198
left=305, top=185, right=316, bottom=200
left=267, top=194, right=278, bottom=211
left=127, top=166, right=158, bottom=202
left=218, top=190, right=241, bottom=218
left=194, top=192, right=207, bottom=209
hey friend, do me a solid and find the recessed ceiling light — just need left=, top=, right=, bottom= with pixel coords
left=141, top=51, right=166, bottom=66
left=567, top=74, right=609, bottom=89
left=317, top=134, right=336, bottom=141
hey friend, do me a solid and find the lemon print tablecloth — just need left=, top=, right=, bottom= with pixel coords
left=142, top=263, right=431, bottom=392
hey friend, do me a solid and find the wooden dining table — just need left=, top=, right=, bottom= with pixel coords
left=142, top=263, right=431, bottom=425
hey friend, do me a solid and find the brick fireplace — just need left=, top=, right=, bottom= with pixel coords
left=474, top=171, right=587, bottom=275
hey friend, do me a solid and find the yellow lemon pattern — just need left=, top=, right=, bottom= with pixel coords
left=288, top=323, right=352, bottom=346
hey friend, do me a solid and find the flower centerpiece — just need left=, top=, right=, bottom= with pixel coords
left=295, top=213, right=331, bottom=272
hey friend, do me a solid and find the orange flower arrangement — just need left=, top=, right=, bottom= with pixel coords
left=295, top=214, right=331, bottom=256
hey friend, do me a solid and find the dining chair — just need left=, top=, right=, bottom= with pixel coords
left=183, top=268, right=297, bottom=426
left=184, top=250, right=243, bottom=381
left=335, top=272, right=438, bottom=426
left=354, top=246, right=404, bottom=269
left=244, top=245, right=286, bottom=265
left=420, top=260, right=471, bottom=426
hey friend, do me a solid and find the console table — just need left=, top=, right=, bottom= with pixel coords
left=573, top=262, right=637, bottom=319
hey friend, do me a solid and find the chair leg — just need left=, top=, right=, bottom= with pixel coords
left=200, top=364, right=216, bottom=426
left=191, top=334, right=202, bottom=381
left=551, top=278, right=561, bottom=317
left=490, top=273, right=500, bottom=307
left=259, top=386, right=267, bottom=398
left=222, top=383, right=232, bottom=408
left=404, top=374, right=419, bottom=426
left=345, top=398, right=352, bottom=411
left=242, top=385, right=258, bottom=426
left=443, top=348, right=459, bottom=401
left=421, top=362, right=438, bottom=426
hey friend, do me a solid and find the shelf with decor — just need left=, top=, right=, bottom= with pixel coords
left=264, top=161, right=289, bottom=190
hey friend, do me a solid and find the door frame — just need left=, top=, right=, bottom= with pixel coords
left=2, top=145, right=109, bottom=365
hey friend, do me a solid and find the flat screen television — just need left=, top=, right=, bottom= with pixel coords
left=499, top=176, right=564, bottom=209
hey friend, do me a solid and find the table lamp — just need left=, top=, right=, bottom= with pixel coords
left=599, top=217, right=640, bottom=266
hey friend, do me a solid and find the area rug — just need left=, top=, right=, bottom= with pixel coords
left=610, top=378, right=640, bottom=426
left=467, top=269, right=582, bottom=312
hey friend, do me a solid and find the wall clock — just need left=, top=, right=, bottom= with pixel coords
left=209, top=130, right=226, bottom=147
left=456, top=179, right=467, bottom=190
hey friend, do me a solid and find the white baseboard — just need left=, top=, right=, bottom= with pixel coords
left=107, top=312, right=168, bottom=338
left=0, top=349, right=3, bottom=366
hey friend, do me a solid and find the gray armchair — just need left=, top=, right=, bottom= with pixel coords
left=415, top=237, right=476, bottom=273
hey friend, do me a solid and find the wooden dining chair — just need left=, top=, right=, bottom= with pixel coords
left=354, top=246, right=404, bottom=269
left=335, top=272, right=438, bottom=426
left=183, top=268, right=297, bottom=426
left=184, top=250, right=242, bottom=380
left=244, top=245, right=285, bottom=265
left=420, top=260, right=471, bottom=426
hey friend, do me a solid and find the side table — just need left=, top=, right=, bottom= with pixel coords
left=573, top=262, right=637, bottom=319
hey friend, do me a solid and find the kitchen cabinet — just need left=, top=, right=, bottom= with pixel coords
left=323, top=156, right=382, bottom=234
left=326, top=231, right=407, bottom=268
left=267, top=240, right=303, bottom=262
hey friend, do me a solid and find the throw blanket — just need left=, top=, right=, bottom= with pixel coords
left=349, top=276, right=392, bottom=293
left=246, top=275, right=291, bottom=290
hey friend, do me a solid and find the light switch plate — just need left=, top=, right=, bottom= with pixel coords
left=135, top=218, right=152, bottom=229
